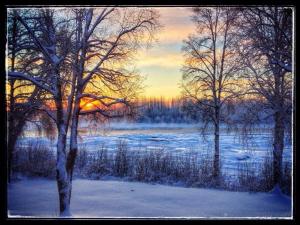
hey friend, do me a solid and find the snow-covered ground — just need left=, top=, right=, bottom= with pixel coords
left=18, top=122, right=292, bottom=177
left=8, top=178, right=291, bottom=218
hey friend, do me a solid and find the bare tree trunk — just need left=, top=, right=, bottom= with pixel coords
left=8, top=79, right=15, bottom=183
left=55, top=75, right=71, bottom=216
left=8, top=120, right=25, bottom=182
left=65, top=12, right=84, bottom=202
left=56, top=123, right=70, bottom=216
left=7, top=132, right=17, bottom=183
left=273, top=110, right=285, bottom=186
left=213, top=107, right=220, bottom=182
left=66, top=97, right=81, bottom=205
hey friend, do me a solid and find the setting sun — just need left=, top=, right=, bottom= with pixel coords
left=80, top=98, right=99, bottom=111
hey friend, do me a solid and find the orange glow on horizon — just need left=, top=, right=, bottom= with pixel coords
left=80, top=98, right=100, bottom=111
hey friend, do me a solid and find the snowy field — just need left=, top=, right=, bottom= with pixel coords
left=8, top=178, right=291, bottom=218
left=18, top=122, right=292, bottom=176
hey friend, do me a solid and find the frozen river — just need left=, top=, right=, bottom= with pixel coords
left=18, top=122, right=292, bottom=175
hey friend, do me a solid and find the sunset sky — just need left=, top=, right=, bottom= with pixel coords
left=6, top=7, right=196, bottom=101
left=135, top=7, right=195, bottom=100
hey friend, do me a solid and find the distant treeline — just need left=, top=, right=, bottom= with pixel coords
left=135, top=97, right=192, bottom=123
left=130, top=97, right=282, bottom=125
left=79, top=96, right=291, bottom=126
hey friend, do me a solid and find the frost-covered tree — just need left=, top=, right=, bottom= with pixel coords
left=237, top=7, right=293, bottom=188
left=6, top=10, right=48, bottom=182
left=66, top=8, right=159, bottom=211
left=7, top=9, right=76, bottom=215
left=181, top=7, right=243, bottom=181
left=7, top=7, right=159, bottom=216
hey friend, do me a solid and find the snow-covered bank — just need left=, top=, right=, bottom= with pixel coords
left=8, top=178, right=291, bottom=218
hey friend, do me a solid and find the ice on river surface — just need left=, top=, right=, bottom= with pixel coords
left=17, top=122, right=292, bottom=177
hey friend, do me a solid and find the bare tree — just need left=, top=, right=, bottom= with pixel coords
left=7, top=8, right=77, bottom=216
left=181, top=7, right=243, bottom=182
left=237, top=7, right=293, bottom=188
left=6, top=11, right=46, bottom=182
left=7, top=7, right=159, bottom=216
left=64, top=8, right=159, bottom=210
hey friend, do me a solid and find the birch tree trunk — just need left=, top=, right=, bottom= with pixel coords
left=66, top=96, right=81, bottom=204
left=7, top=130, right=17, bottom=183
left=213, top=107, right=220, bottom=181
left=8, top=118, right=26, bottom=182
left=7, top=79, right=16, bottom=183
left=54, top=67, right=71, bottom=216
left=55, top=100, right=70, bottom=216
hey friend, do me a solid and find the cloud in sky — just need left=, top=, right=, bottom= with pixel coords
left=136, top=51, right=184, bottom=69
left=136, top=7, right=195, bottom=99
left=156, top=7, right=195, bottom=44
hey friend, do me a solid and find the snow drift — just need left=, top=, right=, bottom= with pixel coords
left=8, top=178, right=291, bottom=218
